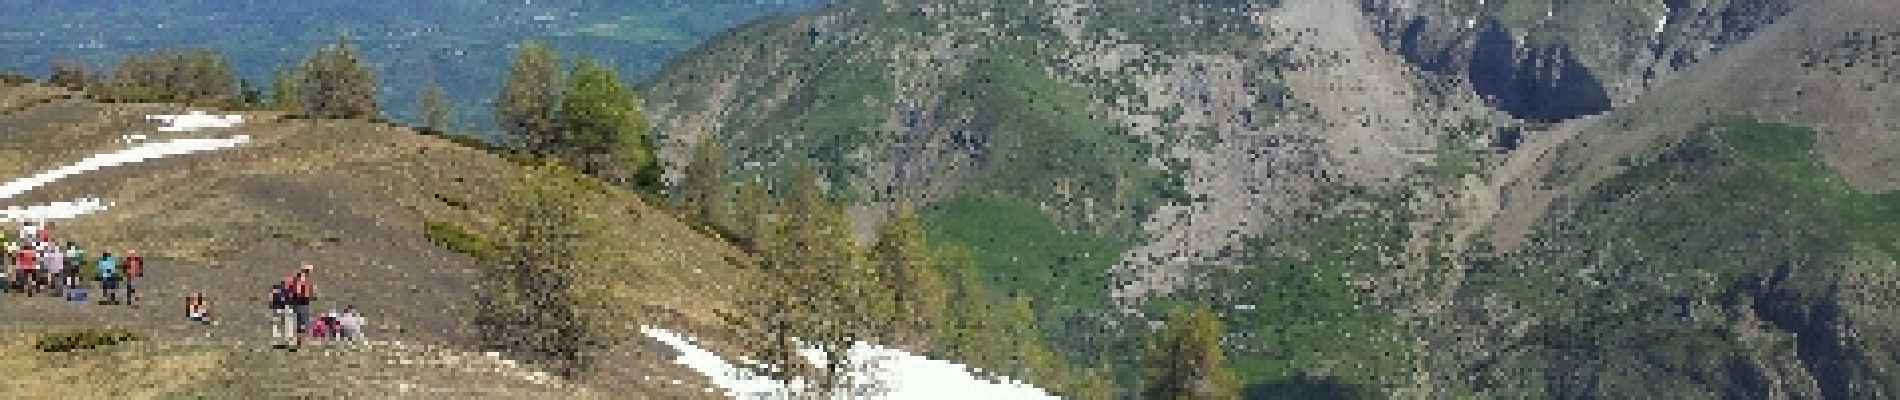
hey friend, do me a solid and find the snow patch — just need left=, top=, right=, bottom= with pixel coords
left=641, top=326, right=1060, bottom=400
left=0, top=113, right=251, bottom=223
left=0, top=135, right=251, bottom=201
left=0, top=198, right=111, bottom=222
left=146, top=111, right=245, bottom=132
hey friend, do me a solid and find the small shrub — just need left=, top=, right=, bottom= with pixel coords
left=35, top=328, right=144, bottom=352
left=425, top=219, right=497, bottom=259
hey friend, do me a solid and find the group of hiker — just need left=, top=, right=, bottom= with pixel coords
left=3, top=221, right=367, bottom=347
left=269, top=263, right=366, bottom=347
left=0, top=221, right=142, bottom=305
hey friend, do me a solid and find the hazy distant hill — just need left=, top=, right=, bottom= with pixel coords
left=0, top=0, right=827, bottom=132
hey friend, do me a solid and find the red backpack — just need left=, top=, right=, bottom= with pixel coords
left=286, top=274, right=313, bottom=301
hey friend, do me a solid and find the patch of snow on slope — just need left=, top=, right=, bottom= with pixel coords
left=0, top=198, right=112, bottom=222
left=641, top=326, right=1060, bottom=400
left=146, top=111, right=246, bottom=132
left=0, top=113, right=251, bottom=222
left=0, top=136, right=251, bottom=201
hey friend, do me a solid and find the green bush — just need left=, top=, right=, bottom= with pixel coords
left=35, top=328, right=144, bottom=353
left=424, top=219, right=497, bottom=259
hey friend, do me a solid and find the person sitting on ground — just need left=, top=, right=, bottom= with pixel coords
left=96, top=252, right=117, bottom=304
left=186, top=292, right=212, bottom=324
left=318, top=307, right=340, bottom=340
left=339, top=306, right=366, bottom=341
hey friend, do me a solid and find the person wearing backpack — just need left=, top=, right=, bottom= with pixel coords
left=63, top=243, right=83, bottom=296
left=284, top=264, right=315, bottom=347
left=269, top=281, right=294, bottom=347
left=17, top=243, right=37, bottom=296
left=122, top=250, right=143, bottom=305
left=96, top=252, right=117, bottom=304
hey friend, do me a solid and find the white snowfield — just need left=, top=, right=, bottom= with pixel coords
left=0, top=113, right=251, bottom=222
left=641, top=326, right=1060, bottom=400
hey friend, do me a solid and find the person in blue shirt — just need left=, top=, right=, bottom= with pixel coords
left=96, top=252, right=117, bottom=304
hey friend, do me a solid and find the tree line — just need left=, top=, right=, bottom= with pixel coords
left=677, top=139, right=1242, bottom=399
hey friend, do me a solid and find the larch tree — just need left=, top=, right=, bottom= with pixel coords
left=496, top=40, right=563, bottom=156
left=681, top=138, right=730, bottom=229
left=269, top=66, right=302, bottom=112
left=420, top=79, right=451, bottom=131
left=1142, top=304, right=1240, bottom=400
left=870, top=202, right=948, bottom=345
left=559, top=57, right=658, bottom=188
left=296, top=36, right=379, bottom=119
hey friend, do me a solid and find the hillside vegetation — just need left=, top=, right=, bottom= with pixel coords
left=0, top=81, right=753, bottom=397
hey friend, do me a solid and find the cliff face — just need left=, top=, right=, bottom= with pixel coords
left=1360, top=0, right=1795, bottom=121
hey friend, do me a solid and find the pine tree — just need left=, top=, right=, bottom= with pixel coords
left=732, top=178, right=770, bottom=246
left=47, top=57, right=94, bottom=89
left=239, top=78, right=263, bottom=107
left=1142, top=304, right=1240, bottom=400
left=420, top=79, right=451, bottom=131
left=496, top=41, right=563, bottom=156
left=297, top=36, right=379, bottom=119
left=269, top=67, right=301, bottom=112
left=681, top=139, right=729, bottom=229
left=560, top=57, right=657, bottom=188
left=1068, top=367, right=1120, bottom=400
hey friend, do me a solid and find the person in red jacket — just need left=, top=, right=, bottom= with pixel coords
left=123, top=250, right=143, bottom=304
left=283, top=264, right=315, bottom=347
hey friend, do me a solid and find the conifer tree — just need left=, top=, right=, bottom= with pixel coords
left=296, top=36, right=379, bottom=119
left=732, top=178, right=770, bottom=246
left=47, top=57, right=94, bottom=89
left=497, top=41, right=563, bottom=156
left=420, top=79, right=450, bottom=131
left=681, top=139, right=729, bottom=228
left=239, top=78, right=263, bottom=107
left=1142, top=304, right=1240, bottom=400
left=870, top=202, right=947, bottom=344
left=560, top=57, right=657, bottom=188
left=269, top=67, right=301, bottom=112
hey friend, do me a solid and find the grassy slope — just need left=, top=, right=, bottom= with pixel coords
left=0, top=83, right=754, bottom=397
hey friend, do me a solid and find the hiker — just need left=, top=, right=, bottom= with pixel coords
left=16, top=242, right=36, bottom=295
left=61, top=242, right=80, bottom=295
left=1, top=239, right=14, bottom=293
left=123, top=250, right=143, bottom=304
left=42, top=241, right=63, bottom=296
left=270, top=281, right=295, bottom=346
left=283, top=264, right=315, bottom=347
left=312, top=307, right=335, bottom=340
left=186, top=292, right=212, bottom=324
left=338, top=306, right=365, bottom=341
left=96, top=252, right=117, bottom=304
left=16, top=222, right=34, bottom=246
